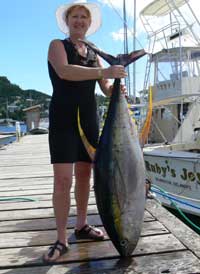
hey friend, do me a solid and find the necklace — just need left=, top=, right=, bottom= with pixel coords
left=68, top=38, right=88, bottom=58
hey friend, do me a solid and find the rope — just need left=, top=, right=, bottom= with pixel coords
left=151, top=185, right=200, bottom=233
left=0, top=197, right=36, bottom=201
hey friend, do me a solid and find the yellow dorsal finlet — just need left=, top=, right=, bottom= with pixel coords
left=77, top=108, right=96, bottom=161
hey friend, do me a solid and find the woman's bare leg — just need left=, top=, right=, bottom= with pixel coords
left=44, top=163, right=73, bottom=261
left=74, top=162, right=92, bottom=229
left=74, top=162, right=104, bottom=239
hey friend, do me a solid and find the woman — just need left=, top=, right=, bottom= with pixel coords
left=44, top=0, right=127, bottom=262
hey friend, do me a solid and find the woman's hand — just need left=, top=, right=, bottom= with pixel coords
left=108, top=84, right=127, bottom=96
left=103, top=65, right=127, bottom=79
left=120, top=84, right=127, bottom=94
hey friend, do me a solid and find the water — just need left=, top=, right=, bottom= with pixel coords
left=0, top=124, right=27, bottom=147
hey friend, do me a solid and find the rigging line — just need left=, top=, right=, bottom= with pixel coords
left=151, top=117, right=168, bottom=143
left=164, top=106, right=182, bottom=125
left=106, top=0, right=144, bottom=49
left=133, top=0, right=136, bottom=100
left=123, top=0, right=131, bottom=96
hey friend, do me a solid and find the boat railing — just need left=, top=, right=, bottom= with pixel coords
left=148, top=22, right=181, bottom=40
left=151, top=75, right=200, bottom=102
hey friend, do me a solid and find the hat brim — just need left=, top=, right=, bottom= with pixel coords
left=56, top=2, right=102, bottom=36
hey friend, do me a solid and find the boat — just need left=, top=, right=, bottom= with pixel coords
left=0, top=134, right=15, bottom=147
left=28, top=117, right=49, bottom=135
left=139, top=0, right=200, bottom=217
left=29, top=127, right=48, bottom=135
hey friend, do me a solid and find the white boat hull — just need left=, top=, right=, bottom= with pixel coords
left=144, top=147, right=200, bottom=217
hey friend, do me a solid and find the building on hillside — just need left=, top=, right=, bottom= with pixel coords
left=23, top=105, right=41, bottom=131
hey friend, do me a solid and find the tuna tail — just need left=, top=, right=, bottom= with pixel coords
left=79, top=39, right=146, bottom=67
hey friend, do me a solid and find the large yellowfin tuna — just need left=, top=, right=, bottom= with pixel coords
left=80, top=40, right=147, bottom=257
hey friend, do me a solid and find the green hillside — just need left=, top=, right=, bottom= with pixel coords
left=0, top=76, right=51, bottom=121
left=0, top=76, right=111, bottom=122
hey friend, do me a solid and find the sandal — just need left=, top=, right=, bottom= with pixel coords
left=75, top=224, right=104, bottom=240
left=43, top=240, right=69, bottom=263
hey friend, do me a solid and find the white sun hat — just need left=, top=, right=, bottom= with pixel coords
left=56, top=0, right=102, bottom=36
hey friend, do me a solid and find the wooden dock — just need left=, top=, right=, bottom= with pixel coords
left=0, top=135, right=200, bottom=273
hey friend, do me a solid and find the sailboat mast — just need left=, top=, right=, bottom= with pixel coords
left=133, top=0, right=136, bottom=102
left=6, top=98, right=9, bottom=121
left=123, top=0, right=131, bottom=96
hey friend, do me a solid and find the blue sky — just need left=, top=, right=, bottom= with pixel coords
left=0, top=0, right=198, bottom=97
left=0, top=0, right=152, bottom=97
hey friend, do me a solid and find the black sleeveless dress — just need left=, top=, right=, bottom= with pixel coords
left=48, top=39, right=99, bottom=164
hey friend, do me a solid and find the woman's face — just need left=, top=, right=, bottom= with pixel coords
left=66, top=7, right=91, bottom=37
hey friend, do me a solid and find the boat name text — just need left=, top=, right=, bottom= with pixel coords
left=145, top=160, right=200, bottom=183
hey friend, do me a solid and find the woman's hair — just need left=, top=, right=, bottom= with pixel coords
left=65, top=5, right=91, bottom=20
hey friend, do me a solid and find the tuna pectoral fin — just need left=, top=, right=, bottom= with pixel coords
left=77, top=108, right=96, bottom=161
left=139, top=86, right=153, bottom=147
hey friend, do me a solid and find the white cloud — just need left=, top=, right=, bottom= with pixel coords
left=111, top=27, right=133, bottom=41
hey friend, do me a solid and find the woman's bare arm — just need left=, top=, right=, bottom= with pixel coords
left=48, top=40, right=127, bottom=82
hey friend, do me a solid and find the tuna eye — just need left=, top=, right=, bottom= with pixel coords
left=120, top=239, right=128, bottom=247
